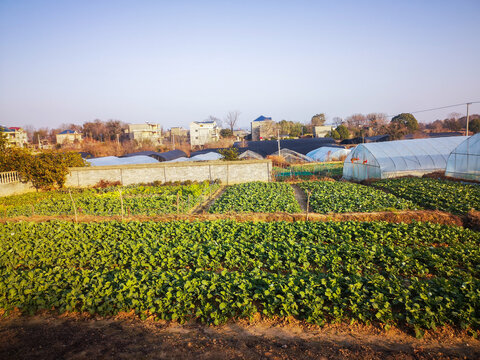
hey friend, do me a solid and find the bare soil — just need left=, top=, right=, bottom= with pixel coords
left=291, top=184, right=308, bottom=212
left=0, top=210, right=465, bottom=228
left=0, top=314, right=478, bottom=360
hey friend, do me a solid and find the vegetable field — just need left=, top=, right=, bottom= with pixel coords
left=208, top=182, right=301, bottom=213
left=1, top=220, right=479, bottom=333
left=0, top=181, right=219, bottom=217
left=374, top=178, right=480, bottom=215
left=298, top=181, right=416, bottom=213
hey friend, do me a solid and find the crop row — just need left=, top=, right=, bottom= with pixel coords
left=374, top=178, right=480, bottom=215
left=208, top=182, right=301, bottom=213
left=0, top=181, right=219, bottom=217
left=298, top=181, right=417, bottom=213
left=0, top=220, right=478, bottom=331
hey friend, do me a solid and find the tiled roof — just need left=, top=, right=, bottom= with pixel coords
left=253, top=115, right=272, bottom=122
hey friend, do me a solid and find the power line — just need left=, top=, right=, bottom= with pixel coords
left=387, top=101, right=480, bottom=118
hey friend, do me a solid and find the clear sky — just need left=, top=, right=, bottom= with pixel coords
left=1, top=0, right=479, bottom=130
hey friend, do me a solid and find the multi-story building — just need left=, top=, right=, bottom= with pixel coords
left=251, top=115, right=276, bottom=141
left=126, top=123, right=162, bottom=144
left=189, top=120, right=220, bottom=146
left=0, top=126, right=28, bottom=147
left=313, top=125, right=334, bottom=138
left=56, top=130, right=83, bottom=144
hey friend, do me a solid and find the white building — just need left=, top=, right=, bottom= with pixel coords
left=189, top=120, right=220, bottom=146
left=127, top=123, right=162, bottom=144
left=313, top=125, right=333, bottom=138
left=0, top=126, right=28, bottom=147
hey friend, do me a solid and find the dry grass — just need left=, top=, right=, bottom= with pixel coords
left=0, top=210, right=465, bottom=227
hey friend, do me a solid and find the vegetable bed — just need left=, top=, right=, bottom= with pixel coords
left=208, top=182, right=301, bottom=213
left=1, top=220, right=479, bottom=333
left=374, top=178, right=480, bottom=215
left=0, top=181, right=219, bottom=217
left=298, top=181, right=416, bottom=213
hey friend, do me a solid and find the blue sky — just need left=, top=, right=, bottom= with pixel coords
left=1, top=0, right=479, bottom=129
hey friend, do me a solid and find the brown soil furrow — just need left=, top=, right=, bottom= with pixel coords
left=0, top=210, right=465, bottom=227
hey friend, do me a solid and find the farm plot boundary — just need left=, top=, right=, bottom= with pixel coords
left=0, top=209, right=466, bottom=227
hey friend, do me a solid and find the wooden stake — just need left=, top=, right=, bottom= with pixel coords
left=68, top=190, right=77, bottom=223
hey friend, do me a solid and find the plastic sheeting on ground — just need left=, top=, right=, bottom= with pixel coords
left=306, top=147, right=350, bottom=162
left=343, top=136, right=469, bottom=181
left=87, top=155, right=159, bottom=166
left=445, top=134, right=480, bottom=181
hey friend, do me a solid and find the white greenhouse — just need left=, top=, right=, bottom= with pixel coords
left=306, top=147, right=351, bottom=162
left=343, top=136, right=468, bottom=181
left=445, top=133, right=480, bottom=181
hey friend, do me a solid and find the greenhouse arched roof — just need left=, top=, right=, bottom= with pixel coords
left=445, top=133, right=480, bottom=181
left=343, top=136, right=468, bottom=180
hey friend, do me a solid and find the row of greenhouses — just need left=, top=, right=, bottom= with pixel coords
left=343, top=134, right=480, bottom=181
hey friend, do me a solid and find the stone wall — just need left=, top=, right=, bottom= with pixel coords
left=65, top=159, right=272, bottom=187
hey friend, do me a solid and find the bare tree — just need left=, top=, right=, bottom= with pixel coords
left=225, top=111, right=241, bottom=132
left=332, top=117, right=343, bottom=127
left=206, top=115, right=222, bottom=127
left=311, top=113, right=326, bottom=126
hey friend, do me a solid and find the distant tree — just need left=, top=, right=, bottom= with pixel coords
left=426, top=119, right=444, bottom=131
left=345, top=114, right=367, bottom=129
left=470, top=118, right=480, bottom=134
left=366, top=113, right=388, bottom=134
left=0, top=131, right=8, bottom=151
left=225, top=111, right=240, bottom=132
left=444, top=118, right=462, bottom=131
left=289, top=122, right=303, bottom=137
left=105, top=120, right=126, bottom=141
left=336, top=125, right=350, bottom=140
left=83, top=119, right=106, bottom=141
left=386, top=121, right=408, bottom=140
left=219, top=147, right=239, bottom=161
left=328, top=129, right=340, bottom=140
left=391, top=113, right=419, bottom=133
left=220, top=129, right=233, bottom=138
left=311, top=113, right=326, bottom=126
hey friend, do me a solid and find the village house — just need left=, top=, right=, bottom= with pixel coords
left=56, top=130, right=83, bottom=144
left=126, top=123, right=162, bottom=144
left=251, top=115, right=276, bottom=141
left=0, top=126, right=28, bottom=147
left=189, top=120, right=220, bottom=146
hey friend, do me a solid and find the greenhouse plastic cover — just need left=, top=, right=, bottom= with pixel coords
left=87, top=155, right=159, bottom=166
left=445, top=134, right=480, bottom=181
left=165, top=152, right=223, bottom=163
left=306, top=147, right=351, bottom=162
left=343, top=136, right=469, bottom=180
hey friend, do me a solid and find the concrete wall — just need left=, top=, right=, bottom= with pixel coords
left=0, top=181, right=35, bottom=197
left=65, top=159, right=272, bottom=187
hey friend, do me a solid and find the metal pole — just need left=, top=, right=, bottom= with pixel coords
left=466, top=102, right=471, bottom=136
left=277, top=127, right=281, bottom=155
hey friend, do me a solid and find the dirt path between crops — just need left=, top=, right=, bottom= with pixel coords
left=0, top=210, right=467, bottom=227
left=290, top=184, right=308, bottom=212
left=193, top=186, right=226, bottom=214
left=0, top=314, right=478, bottom=360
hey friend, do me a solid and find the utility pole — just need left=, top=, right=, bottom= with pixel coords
left=466, top=102, right=472, bottom=136
left=172, top=133, right=175, bottom=150
left=277, top=127, right=281, bottom=155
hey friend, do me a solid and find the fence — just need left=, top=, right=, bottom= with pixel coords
left=273, top=162, right=344, bottom=181
left=0, top=171, right=20, bottom=184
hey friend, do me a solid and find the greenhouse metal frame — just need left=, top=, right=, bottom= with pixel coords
left=445, top=133, right=480, bottom=181
left=343, top=136, right=468, bottom=181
